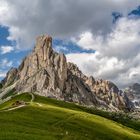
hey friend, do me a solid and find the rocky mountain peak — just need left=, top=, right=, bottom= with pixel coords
left=0, top=35, right=135, bottom=111
left=34, top=35, right=53, bottom=62
left=36, top=35, right=52, bottom=49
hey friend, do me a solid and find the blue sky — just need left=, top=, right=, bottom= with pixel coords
left=0, top=26, right=96, bottom=81
left=0, top=0, right=140, bottom=88
left=0, top=26, right=31, bottom=77
left=0, top=26, right=11, bottom=46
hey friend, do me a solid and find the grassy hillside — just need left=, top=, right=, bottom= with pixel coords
left=0, top=93, right=140, bottom=140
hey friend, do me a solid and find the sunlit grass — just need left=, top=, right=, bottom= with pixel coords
left=0, top=93, right=139, bottom=140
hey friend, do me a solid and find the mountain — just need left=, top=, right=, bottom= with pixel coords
left=125, top=83, right=140, bottom=109
left=0, top=35, right=134, bottom=111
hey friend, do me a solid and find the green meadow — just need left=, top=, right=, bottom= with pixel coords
left=0, top=93, right=140, bottom=140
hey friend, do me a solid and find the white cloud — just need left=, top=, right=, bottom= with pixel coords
left=0, top=46, right=14, bottom=54
left=0, top=59, right=13, bottom=68
left=0, top=0, right=139, bottom=49
left=76, top=18, right=140, bottom=58
left=129, top=71, right=140, bottom=79
left=75, top=32, right=103, bottom=50
left=67, top=17, right=140, bottom=88
left=0, top=71, right=6, bottom=78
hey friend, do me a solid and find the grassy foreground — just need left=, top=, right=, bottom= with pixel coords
left=0, top=93, right=140, bottom=140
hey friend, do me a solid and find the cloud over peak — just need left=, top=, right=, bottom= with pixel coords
left=67, top=17, right=140, bottom=88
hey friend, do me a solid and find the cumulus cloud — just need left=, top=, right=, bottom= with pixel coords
left=0, top=0, right=139, bottom=49
left=0, top=46, right=14, bottom=54
left=67, top=17, right=140, bottom=88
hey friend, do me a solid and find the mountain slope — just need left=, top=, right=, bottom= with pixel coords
left=0, top=93, right=140, bottom=140
left=0, top=35, right=133, bottom=111
left=125, top=83, right=140, bottom=108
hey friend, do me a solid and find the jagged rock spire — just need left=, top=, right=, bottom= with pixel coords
left=35, top=35, right=53, bottom=63
left=0, top=34, right=134, bottom=111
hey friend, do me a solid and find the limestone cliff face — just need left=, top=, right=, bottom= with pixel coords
left=86, top=79, right=134, bottom=110
left=1, top=35, right=134, bottom=111
left=15, top=35, right=67, bottom=99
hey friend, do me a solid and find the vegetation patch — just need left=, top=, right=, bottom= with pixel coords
left=0, top=93, right=139, bottom=140
left=34, top=94, right=140, bottom=131
left=0, top=93, right=32, bottom=110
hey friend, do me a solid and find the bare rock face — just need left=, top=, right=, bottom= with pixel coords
left=1, top=68, right=18, bottom=87
left=86, top=79, right=134, bottom=110
left=1, top=35, right=134, bottom=111
left=125, top=83, right=140, bottom=109
left=15, top=35, right=68, bottom=99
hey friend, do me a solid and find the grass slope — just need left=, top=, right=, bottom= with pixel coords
left=0, top=93, right=139, bottom=140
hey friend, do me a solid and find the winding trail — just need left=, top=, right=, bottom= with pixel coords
left=4, top=105, right=26, bottom=112
left=0, top=93, right=35, bottom=112
left=30, top=93, right=35, bottom=102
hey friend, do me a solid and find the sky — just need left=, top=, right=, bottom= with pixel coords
left=0, top=0, right=140, bottom=89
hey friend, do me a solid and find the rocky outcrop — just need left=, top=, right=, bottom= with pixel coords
left=86, top=79, right=130, bottom=110
left=1, top=68, right=18, bottom=87
left=0, top=35, right=134, bottom=111
left=125, top=83, right=140, bottom=109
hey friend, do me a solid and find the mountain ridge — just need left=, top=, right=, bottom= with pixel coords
left=0, top=35, right=136, bottom=111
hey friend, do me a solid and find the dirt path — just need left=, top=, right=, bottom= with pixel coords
left=36, top=103, right=42, bottom=106
left=30, top=93, right=35, bottom=102
left=1, top=93, right=35, bottom=112
left=4, top=105, right=26, bottom=111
